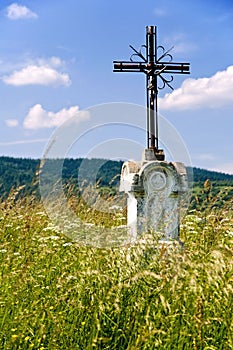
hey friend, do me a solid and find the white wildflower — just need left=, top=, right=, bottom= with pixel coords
left=85, top=223, right=95, bottom=227
left=63, top=242, right=72, bottom=247
left=39, top=235, right=60, bottom=241
left=67, top=275, right=76, bottom=280
left=109, top=205, right=123, bottom=211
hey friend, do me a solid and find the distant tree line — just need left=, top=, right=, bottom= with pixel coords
left=189, top=166, right=233, bottom=184
left=0, top=156, right=233, bottom=202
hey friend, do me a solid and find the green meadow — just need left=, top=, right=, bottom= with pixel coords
left=0, top=184, right=233, bottom=349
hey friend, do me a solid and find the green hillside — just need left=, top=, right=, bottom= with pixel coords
left=0, top=156, right=233, bottom=202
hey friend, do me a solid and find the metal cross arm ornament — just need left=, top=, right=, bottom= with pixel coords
left=113, top=62, right=190, bottom=74
left=113, top=26, right=190, bottom=159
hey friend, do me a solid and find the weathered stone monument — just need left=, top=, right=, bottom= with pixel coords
left=113, top=26, right=190, bottom=243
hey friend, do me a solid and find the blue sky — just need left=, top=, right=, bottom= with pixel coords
left=0, top=0, right=233, bottom=174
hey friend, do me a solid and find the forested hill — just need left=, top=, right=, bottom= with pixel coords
left=0, top=156, right=233, bottom=199
left=190, top=167, right=233, bottom=183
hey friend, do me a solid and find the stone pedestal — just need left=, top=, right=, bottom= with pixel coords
left=120, top=149, right=188, bottom=244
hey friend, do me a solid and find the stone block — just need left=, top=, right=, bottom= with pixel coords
left=120, top=153, right=188, bottom=244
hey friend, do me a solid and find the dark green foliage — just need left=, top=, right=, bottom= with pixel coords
left=0, top=157, right=124, bottom=200
left=62, top=158, right=123, bottom=187
left=189, top=166, right=233, bottom=183
left=0, top=156, right=39, bottom=199
left=1, top=157, right=233, bottom=206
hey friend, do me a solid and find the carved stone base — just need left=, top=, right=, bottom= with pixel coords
left=120, top=151, right=188, bottom=244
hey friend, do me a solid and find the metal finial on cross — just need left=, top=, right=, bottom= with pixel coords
left=113, top=26, right=190, bottom=160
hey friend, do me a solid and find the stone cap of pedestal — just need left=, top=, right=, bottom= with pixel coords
left=119, top=159, right=188, bottom=194
left=172, top=162, right=188, bottom=193
left=119, top=160, right=142, bottom=192
left=142, top=148, right=165, bottom=162
left=139, top=160, right=186, bottom=177
left=172, top=162, right=187, bottom=175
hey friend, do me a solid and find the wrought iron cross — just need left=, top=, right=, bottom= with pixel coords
left=113, top=26, right=190, bottom=160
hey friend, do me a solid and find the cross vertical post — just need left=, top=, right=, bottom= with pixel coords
left=147, top=25, right=157, bottom=151
left=113, top=25, right=190, bottom=160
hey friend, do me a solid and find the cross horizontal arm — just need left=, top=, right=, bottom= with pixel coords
left=113, top=61, right=190, bottom=74
left=113, top=61, right=147, bottom=72
left=155, top=62, right=190, bottom=74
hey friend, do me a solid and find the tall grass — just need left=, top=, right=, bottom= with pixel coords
left=0, top=190, right=232, bottom=349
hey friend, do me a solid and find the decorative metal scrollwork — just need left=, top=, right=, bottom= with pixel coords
left=157, top=45, right=174, bottom=62
left=157, top=45, right=175, bottom=90
left=129, top=45, right=147, bottom=62
left=158, top=74, right=174, bottom=90
left=128, top=43, right=176, bottom=91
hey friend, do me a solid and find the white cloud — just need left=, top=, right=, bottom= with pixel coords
left=211, top=163, right=233, bottom=175
left=2, top=64, right=71, bottom=87
left=6, top=3, right=38, bottom=20
left=0, top=56, right=65, bottom=76
left=45, top=57, right=63, bottom=68
left=159, top=66, right=233, bottom=110
left=36, top=57, right=64, bottom=68
left=23, top=104, right=89, bottom=129
left=5, top=119, right=19, bottom=127
left=0, top=138, right=47, bottom=146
